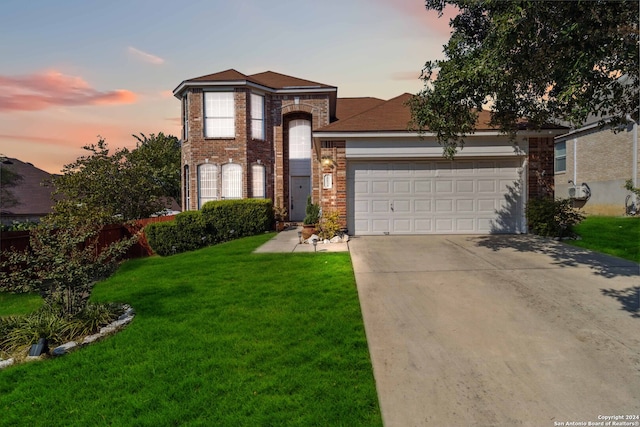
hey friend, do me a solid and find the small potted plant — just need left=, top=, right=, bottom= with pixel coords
left=302, top=195, right=320, bottom=239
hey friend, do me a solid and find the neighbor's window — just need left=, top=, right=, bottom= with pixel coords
left=252, top=164, right=266, bottom=198
left=198, top=163, right=218, bottom=208
left=204, top=92, right=235, bottom=138
left=251, top=93, right=265, bottom=140
left=222, top=163, right=242, bottom=199
left=555, top=141, right=566, bottom=173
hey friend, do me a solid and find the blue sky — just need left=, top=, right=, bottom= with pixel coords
left=0, top=0, right=454, bottom=173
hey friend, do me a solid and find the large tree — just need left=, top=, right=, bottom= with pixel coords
left=0, top=157, right=22, bottom=210
left=51, top=133, right=181, bottom=222
left=409, top=0, right=639, bottom=157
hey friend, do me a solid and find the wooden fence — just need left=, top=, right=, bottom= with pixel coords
left=0, top=215, right=176, bottom=263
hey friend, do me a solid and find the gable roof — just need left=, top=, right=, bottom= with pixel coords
left=318, top=93, right=414, bottom=132
left=335, top=97, right=385, bottom=121
left=0, top=158, right=56, bottom=216
left=173, top=69, right=336, bottom=96
left=317, top=93, right=568, bottom=134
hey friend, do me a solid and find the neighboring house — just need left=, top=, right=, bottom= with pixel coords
left=173, top=69, right=566, bottom=235
left=0, top=158, right=56, bottom=225
left=554, top=118, right=639, bottom=216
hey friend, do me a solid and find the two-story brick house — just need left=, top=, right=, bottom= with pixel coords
left=174, top=69, right=566, bottom=235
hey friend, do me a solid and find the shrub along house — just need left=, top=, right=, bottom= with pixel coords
left=174, top=69, right=566, bottom=235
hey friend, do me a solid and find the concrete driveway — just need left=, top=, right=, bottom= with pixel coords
left=349, top=235, right=640, bottom=427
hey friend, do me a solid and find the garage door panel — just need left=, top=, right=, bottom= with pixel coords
left=349, top=160, right=523, bottom=235
left=455, top=218, right=475, bottom=232
left=372, top=200, right=389, bottom=213
left=436, top=199, right=453, bottom=212
left=414, top=180, right=432, bottom=193
left=372, top=181, right=390, bottom=193
left=392, top=200, right=410, bottom=213
left=392, top=219, right=411, bottom=232
left=372, top=219, right=390, bottom=232
left=436, top=218, right=453, bottom=232
left=478, top=199, right=496, bottom=212
left=354, top=200, right=370, bottom=213
left=456, top=199, right=474, bottom=212
left=436, top=180, right=453, bottom=193
left=456, top=180, right=474, bottom=192
left=393, top=180, right=411, bottom=193
left=477, top=180, right=496, bottom=193
left=415, top=200, right=432, bottom=212
left=415, top=218, right=433, bottom=232
left=354, top=181, right=369, bottom=193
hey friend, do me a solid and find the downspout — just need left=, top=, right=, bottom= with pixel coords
left=520, top=157, right=528, bottom=234
left=573, top=137, right=578, bottom=185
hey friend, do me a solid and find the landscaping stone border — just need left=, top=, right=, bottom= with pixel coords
left=0, top=304, right=135, bottom=370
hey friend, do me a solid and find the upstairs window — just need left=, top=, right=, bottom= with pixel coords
left=251, top=93, right=265, bottom=140
left=222, top=163, right=242, bottom=199
left=555, top=141, right=566, bottom=173
left=204, top=92, right=235, bottom=138
left=182, top=94, right=189, bottom=140
left=289, top=119, right=311, bottom=159
left=252, top=164, right=266, bottom=198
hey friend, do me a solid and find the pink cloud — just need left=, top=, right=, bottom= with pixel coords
left=0, top=70, right=138, bottom=112
left=391, top=71, right=422, bottom=81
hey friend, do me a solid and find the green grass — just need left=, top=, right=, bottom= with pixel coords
left=0, top=292, right=43, bottom=317
left=0, top=234, right=382, bottom=426
left=568, top=216, right=640, bottom=262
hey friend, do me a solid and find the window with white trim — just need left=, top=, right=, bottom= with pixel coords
left=182, top=94, right=189, bottom=140
left=252, top=164, right=266, bottom=198
left=289, top=119, right=311, bottom=159
left=555, top=141, right=566, bottom=173
left=184, top=165, right=191, bottom=210
left=204, top=92, right=235, bottom=138
left=198, top=163, right=218, bottom=208
left=251, top=93, right=265, bottom=140
left=222, top=163, right=242, bottom=199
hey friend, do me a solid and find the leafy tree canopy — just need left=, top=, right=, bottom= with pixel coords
left=0, top=156, right=23, bottom=209
left=51, top=133, right=181, bottom=223
left=409, top=0, right=639, bottom=158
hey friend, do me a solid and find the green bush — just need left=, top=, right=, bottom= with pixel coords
left=526, top=197, right=585, bottom=238
left=201, top=199, right=273, bottom=243
left=144, top=221, right=180, bottom=256
left=145, top=212, right=210, bottom=256
left=175, top=210, right=209, bottom=250
left=303, top=196, right=321, bottom=225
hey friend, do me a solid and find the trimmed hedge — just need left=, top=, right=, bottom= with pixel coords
left=145, top=199, right=274, bottom=256
left=201, top=199, right=273, bottom=243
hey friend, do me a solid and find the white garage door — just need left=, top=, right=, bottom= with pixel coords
left=347, top=159, right=524, bottom=235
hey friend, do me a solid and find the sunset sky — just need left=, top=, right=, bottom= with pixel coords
left=0, top=0, right=455, bottom=174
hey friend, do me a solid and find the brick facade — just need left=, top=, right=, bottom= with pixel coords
left=180, top=85, right=333, bottom=220
left=554, top=124, right=638, bottom=215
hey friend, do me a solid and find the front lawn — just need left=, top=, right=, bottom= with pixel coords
left=0, top=234, right=382, bottom=426
left=0, top=292, right=43, bottom=317
left=568, top=216, right=640, bottom=262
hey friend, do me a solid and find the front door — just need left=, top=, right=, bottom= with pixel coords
left=290, top=176, right=310, bottom=221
